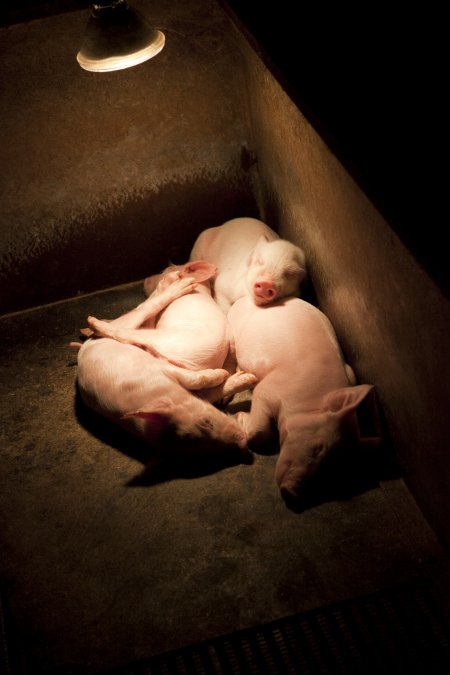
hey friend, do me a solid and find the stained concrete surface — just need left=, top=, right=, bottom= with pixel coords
left=0, top=0, right=256, bottom=314
left=1, top=282, right=449, bottom=674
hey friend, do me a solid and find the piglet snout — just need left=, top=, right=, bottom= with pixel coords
left=253, top=280, right=276, bottom=303
left=278, top=469, right=304, bottom=502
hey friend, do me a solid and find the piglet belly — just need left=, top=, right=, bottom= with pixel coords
left=148, top=326, right=228, bottom=370
left=77, top=340, right=160, bottom=416
left=233, top=336, right=282, bottom=380
left=154, top=295, right=229, bottom=369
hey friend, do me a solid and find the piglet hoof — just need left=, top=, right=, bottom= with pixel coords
left=199, top=368, right=229, bottom=388
left=222, top=371, right=258, bottom=399
left=168, top=276, right=197, bottom=300
left=87, top=316, right=113, bottom=337
left=231, top=428, right=253, bottom=464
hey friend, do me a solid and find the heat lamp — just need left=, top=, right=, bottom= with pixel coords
left=77, top=1, right=165, bottom=73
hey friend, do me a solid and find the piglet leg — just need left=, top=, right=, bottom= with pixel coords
left=198, top=371, right=258, bottom=403
left=235, top=391, right=275, bottom=449
left=143, top=272, right=163, bottom=297
left=86, top=316, right=169, bottom=356
left=95, top=276, right=197, bottom=331
left=167, top=364, right=230, bottom=390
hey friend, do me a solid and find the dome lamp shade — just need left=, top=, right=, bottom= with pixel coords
left=77, top=1, right=165, bottom=73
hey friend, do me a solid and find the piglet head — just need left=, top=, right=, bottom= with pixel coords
left=123, top=394, right=251, bottom=466
left=246, top=237, right=307, bottom=305
left=275, top=384, right=379, bottom=503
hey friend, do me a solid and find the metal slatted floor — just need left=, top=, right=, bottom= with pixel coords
left=104, top=581, right=450, bottom=675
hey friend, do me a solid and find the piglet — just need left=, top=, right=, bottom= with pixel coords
left=86, top=261, right=257, bottom=400
left=74, top=267, right=256, bottom=470
left=189, top=217, right=307, bottom=313
left=227, top=295, right=380, bottom=502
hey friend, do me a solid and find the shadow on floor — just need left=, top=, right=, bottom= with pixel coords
left=74, top=385, right=400, bottom=511
left=74, top=388, right=252, bottom=487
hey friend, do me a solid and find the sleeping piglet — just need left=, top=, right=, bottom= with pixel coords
left=189, top=217, right=307, bottom=313
left=74, top=264, right=256, bottom=469
left=227, top=295, right=380, bottom=502
left=86, top=261, right=257, bottom=400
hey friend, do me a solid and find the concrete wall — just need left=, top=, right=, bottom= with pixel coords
left=236, top=35, right=450, bottom=552
left=0, top=0, right=257, bottom=314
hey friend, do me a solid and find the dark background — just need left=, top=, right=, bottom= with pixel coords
left=2, top=0, right=448, bottom=294
left=223, top=1, right=448, bottom=296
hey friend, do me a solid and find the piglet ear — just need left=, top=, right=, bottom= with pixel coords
left=247, top=235, right=270, bottom=266
left=123, top=408, right=166, bottom=422
left=181, top=260, right=217, bottom=283
left=324, top=384, right=374, bottom=413
left=254, top=234, right=271, bottom=252
left=122, top=408, right=171, bottom=435
left=323, top=384, right=382, bottom=445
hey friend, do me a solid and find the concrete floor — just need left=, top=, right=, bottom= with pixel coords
left=1, top=282, right=449, bottom=674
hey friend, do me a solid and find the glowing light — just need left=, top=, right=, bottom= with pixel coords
left=77, top=1, right=165, bottom=73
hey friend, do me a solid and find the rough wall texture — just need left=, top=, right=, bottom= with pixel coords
left=0, top=0, right=257, bottom=314
left=237, top=37, right=450, bottom=552
left=221, top=1, right=448, bottom=298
